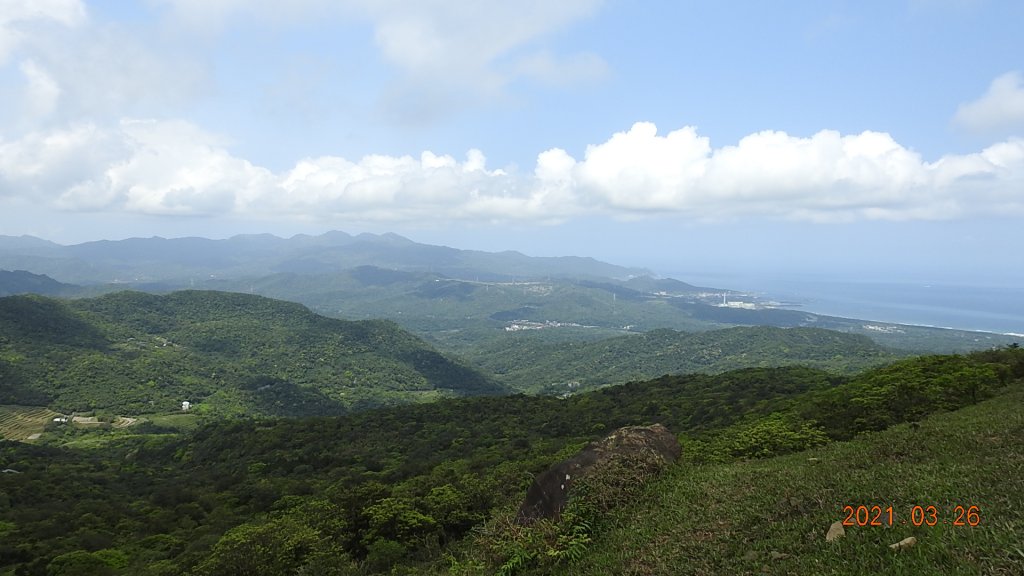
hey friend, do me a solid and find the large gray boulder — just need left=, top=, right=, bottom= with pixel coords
left=516, top=423, right=681, bottom=523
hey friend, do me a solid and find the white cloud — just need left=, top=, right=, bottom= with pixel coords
left=360, top=1, right=601, bottom=74
left=701, top=129, right=931, bottom=217
left=0, top=123, right=124, bottom=198
left=1, top=0, right=207, bottom=136
left=954, top=71, right=1024, bottom=135
left=278, top=149, right=524, bottom=221
left=19, top=60, right=61, bottom=121
left=0, top=0, right=86, bottom=64
left=0, top=119, right=271, bottom=215
left=3, top=119, right=1023, bottom=224
left=66, top=119, right=276, bottom=215
left=364, top=0, right=607, bottom=118
left=151, top=0, right=606, bottom=118
left=563, top=123, right=1022, bottom=222
left=45, top=29, right=206, bottom=122
left=573, top=123, right=711, bottom=211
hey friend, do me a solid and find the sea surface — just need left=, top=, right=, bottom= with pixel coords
left=672, top=273, right=1024, bottom=336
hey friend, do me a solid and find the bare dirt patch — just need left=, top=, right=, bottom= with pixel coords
left=72, top=416, right=102, bottom=425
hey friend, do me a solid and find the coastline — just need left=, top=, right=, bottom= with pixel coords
left=671, top=272, right=1024, bottom=337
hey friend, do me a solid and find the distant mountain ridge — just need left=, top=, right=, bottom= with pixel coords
left=0, top=231, right=650, bottom=285
left=0, top=270, right=77, bottom=297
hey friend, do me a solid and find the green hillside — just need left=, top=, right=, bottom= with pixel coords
left=0, top=291, right=501, bottom=417
left=0, top=270, right=77, bottom=297
left=450, top=348, right=1024, bottom=575
left=223, top=269, right=719, bottom=336
left=226, top=268, right=1015, bottom=358
left=0, top=347, right=1019, bottom=575
left=569, top=387, right=1024, bottom=575
left=472, top=326, right=899, bottom=393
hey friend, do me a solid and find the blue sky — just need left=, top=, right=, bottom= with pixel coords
left=0, top=0, right=1022, bottom=283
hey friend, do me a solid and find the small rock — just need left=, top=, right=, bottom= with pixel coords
left=776, top=496, right=803, bottom=511
left=826, top=521, right=846, bottom=542
left=770, top=551, right=790, bottom=560
left=889, top=536, right=917, bottom=550
left=807, top=457, right=819, bottom=463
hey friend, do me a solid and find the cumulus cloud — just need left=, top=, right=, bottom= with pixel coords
left=2, top=119, right=1023, bottom=224
left=278, top=149, right=527, bottom=221
left=0, top=123, right=125, bottom=198
left=55, top=119, right=276, bottom=215
left=954, top=71, right=1024, bottom=135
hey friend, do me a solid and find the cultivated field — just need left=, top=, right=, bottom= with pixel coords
left=0, top=405, right=61, bottom=442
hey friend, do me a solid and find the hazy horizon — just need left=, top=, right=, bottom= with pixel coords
left=5, top=225, right=1024, bottom=335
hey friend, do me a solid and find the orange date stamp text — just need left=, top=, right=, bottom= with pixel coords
left=841, top=504, right=981, bottom=527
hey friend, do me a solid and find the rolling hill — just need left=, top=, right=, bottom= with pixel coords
left=0, top=290, right=502, bottom=417
left=470, top=325, right=900, bottom=393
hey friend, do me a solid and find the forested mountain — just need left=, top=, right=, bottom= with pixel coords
left=0, top=270, right=77, bottom=297
left=472, top=326, right=899, bottom=393
left=0, top=232, right=648, bottom=285
left=1, top=346, right=1020, bottom=575
left=0, top=291, right=501, bottom=415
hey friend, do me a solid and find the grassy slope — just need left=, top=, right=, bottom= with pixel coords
left=574, top=390, right=1024, bottom=575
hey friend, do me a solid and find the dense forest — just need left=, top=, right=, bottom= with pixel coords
left=469, top=325, right=897, bottom=393
left=0, top=291, right=502, bottom=416
left=0, top=291, right=912, bottom=414
left=2, top=345, right=1021, bottom=575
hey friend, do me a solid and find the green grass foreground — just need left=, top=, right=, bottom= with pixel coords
left=568, top=390, right=1024, bottom=575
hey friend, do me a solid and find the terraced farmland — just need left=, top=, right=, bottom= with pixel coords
left=0, top=406, right=60, bottom=441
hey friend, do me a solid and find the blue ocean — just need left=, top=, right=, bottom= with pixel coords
left=672, top=274, right=1024, bottom=336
